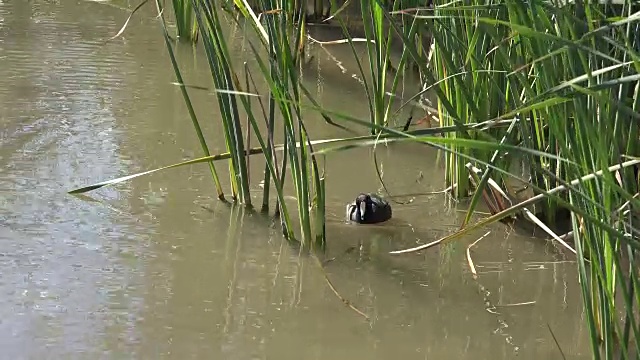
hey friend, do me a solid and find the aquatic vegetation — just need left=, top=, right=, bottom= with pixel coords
left=422, top=2, right=640, bottom=357
left=304, top=0, right=640, bottom=357
left=171, top=0, right=199, bottom=41
left=162, top=0, right=328, bottom=248
left=69, top=0, right=640, bottom=357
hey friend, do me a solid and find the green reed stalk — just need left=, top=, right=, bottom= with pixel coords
left=314, top=167, right=326, bottom=250
left=171, top=0, right=198, bottom=41
left=430, top=1, right=640, bottom=357
left=190, top=0, right=253, bottom=205
left=317, top=0, right=640, bottom=357
left=243, top=66, right=278, bottom=213
left=325, top=0, right=413, bottom=136
left=168, top=0, right=326, bottom=247
left=259, top=0, right=315, bottom=245
left=155, top=0, right=225, bottom=200
left=429, top=1, right=514, bottom=198
left=261, top=89, right=276, bottom=212
left=150, top=0, right=640, bottom=354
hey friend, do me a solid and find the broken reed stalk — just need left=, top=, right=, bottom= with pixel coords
left=390, top=159, right=640, bottom=255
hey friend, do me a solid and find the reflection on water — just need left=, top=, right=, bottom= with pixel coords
left=0, top=0, right=590, bottom=359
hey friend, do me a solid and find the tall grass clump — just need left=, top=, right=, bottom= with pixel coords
left=70, top=0, right=327, bottom=249
left=317, top=0, right=640, bottom=357
left=69, top=0, right=640, bottom=355
left=168, top=0, right=326, bottom=248
left=429, top=1, right=516, bottom=199
left=406, top=0, right=640, bottom=357
left=326, top=0, right=424, bottom=134
left=171, top=0, right=199, bottom=41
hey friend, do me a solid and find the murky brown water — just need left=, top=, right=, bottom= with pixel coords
left=0, top=1, right=592, bottom=359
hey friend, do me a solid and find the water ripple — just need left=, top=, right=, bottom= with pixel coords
left=0, top=0, right=166, bottom=357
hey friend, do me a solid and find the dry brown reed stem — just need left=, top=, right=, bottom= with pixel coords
left=467, top=164, right=513, bottom=210
left=391, top=159, right=640, bottom=255
left=496, top=301, right=536, bottom=307
left=313, top=256, right=370, bottom=322
left=522, top=208, right=577, bottom=255
left=468, top=164, right=576, bottom=254
left=466, top=231, right=492, bottom=280
left=107, top=0, right=151, bottom=43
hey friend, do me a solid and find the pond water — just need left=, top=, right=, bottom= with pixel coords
left=0, top=0, right=591, bottom=359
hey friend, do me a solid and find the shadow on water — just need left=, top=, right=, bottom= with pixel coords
left=0, top=0, right=591, bottom=359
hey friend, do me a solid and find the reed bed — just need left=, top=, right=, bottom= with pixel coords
left=70, top=0, right=640, bottom=357
left=171, top=0, right=199, bottom=41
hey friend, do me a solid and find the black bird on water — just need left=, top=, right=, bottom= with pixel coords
left=346, top=193, right=392, bottom=224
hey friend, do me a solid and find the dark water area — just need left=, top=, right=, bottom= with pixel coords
left=0, top=0, right=590, bottom=359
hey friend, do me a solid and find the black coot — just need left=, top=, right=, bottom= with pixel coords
left=346, top=193, right=392, bottom=224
